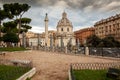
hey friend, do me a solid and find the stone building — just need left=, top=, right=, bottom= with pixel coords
left=39, top=30, right=56, bottom=47
left=28, top=37, right=39, bottom=46
left=25, top=32, right=39, bottom=47
left=56, top=11, right=76, bottom=47
left=25, top=30, right=55, bottom=47
left=26, top=11, right=76, bottom=48
left=26, top=31, right=38, bottom=38
left=94, top=14, right=120, bottom=41
left=74, top=27, right=95, bottom=45
left=39, top=11, right=76, bottom=47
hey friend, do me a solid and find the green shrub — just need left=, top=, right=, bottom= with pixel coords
left=26, top=77, right=31, bottom=80
left=73, top=69, right=114, bottom=80
left=0, top=65, right=31, bottom=80
left=0, top=47, right=27, bottom=51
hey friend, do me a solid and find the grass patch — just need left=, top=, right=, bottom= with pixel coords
left=0, top=47, right=28, bottom=51
left=0, top=65, right=31, bottom=80
left=73, top=69, right=114, bottom=80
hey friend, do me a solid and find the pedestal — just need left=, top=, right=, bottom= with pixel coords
left=85, top=47, right=89, bottom=56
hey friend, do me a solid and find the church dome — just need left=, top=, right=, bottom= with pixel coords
left=57, top=11, right=73, bottom=28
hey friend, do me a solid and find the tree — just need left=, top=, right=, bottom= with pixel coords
left=86, top=35, right=101, bottom=47
left=0, top=8, right=10, bottom=46
left=1, top=3, right=31, bottom=47
left=3, top=3, right=31, bottom=35
left=0, top=5, right=14, bottom=36
left=3, top=21, right=17, bottom=33
left=114, top=41, right=120, bottom=47
left=15, top=18, right=32, bottom=33
left=2, top=32, right=19, bottom=47
left=0, top=9, right=6, bottom=37
left=97, top=41, right=105, bottom=47
left=0, top=8, right=12, bottom=44
left=20, top=17, right=31, bottom=24
left=88, top=35, right=120, bottom=47
left=102, top=36, right=120, bottom=47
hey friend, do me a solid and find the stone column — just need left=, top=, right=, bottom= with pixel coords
left=22, top=32, right=26, bottom=48
left=31, top=42, right=33, bottom=49
left=60, top=35, right=63, bottom=51
left=52, top=46, right=55, bottom=52
left=50, top=34, right=53, bottom=50
left=65, top=46, right=67, bottom=53
left=85, top=47, right=89, bottom=55
left=37, top=34, right=41, bottom=50
left=77, top=39, right=80, bottom=48
left=44, top=13, right=49, bottom=48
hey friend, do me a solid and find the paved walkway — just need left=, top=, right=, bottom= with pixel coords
left=4, top=50, right=119, bottom=80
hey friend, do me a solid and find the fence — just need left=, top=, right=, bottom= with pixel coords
left=36, top=46, right=85, bottom=54
left=71, top=62, right=120, bottom=70
left=33, top=46, right=120, bottom=58
left=37, top=46, right=67, bottom=53
left=76, top=47, right=85, bottom=54
left=69, top=62, right=120, bottom=80
left=89, top=47, right=120, bottom=58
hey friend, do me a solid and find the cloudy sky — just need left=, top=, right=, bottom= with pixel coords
left=0, top=0, right=120, bottom=33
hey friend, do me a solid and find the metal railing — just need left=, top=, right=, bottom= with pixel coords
left=89, top=47, right=120, bottom=58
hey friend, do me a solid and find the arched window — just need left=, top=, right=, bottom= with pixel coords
left=67, top=28, right=69, bottom=32
left=61, top=28, right=63, bottom=31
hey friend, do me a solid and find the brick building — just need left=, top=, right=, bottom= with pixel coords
left=74, top=27, right=95, bottom=45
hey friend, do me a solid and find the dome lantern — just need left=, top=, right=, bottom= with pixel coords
left=62, top=11, right=67, bottom=19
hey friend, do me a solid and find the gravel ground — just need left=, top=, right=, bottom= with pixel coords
left=4, top=50, right=119, bottom=80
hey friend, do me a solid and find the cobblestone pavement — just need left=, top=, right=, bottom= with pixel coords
left=4, top=50, right=119, bottom=80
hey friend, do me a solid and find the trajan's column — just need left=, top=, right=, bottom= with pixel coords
left=44, top=13, right=49, bottom=47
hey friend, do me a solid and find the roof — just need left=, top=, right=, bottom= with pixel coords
left=57, top=11, right=73, bottom=28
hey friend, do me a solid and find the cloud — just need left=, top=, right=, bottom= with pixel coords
left=100, top=1, right=120, bottom=12
left=1, top=0, right=120, bottom=13
left=1, top=0, right=120, bottom=10
left=29, top=25, right=44, bottom=33
left=83, top=5, right=94, bottom=13
left=0, top=0, right=120, bottom=33
left=29, top=25, right=56, bottom=34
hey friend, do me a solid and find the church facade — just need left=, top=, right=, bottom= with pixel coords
left=55, top=11, right=76, bottom=47
left=43, top=11, right=76, bottom=47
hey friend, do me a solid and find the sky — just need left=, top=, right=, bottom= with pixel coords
left=0, top=0, right=120, bottom=33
